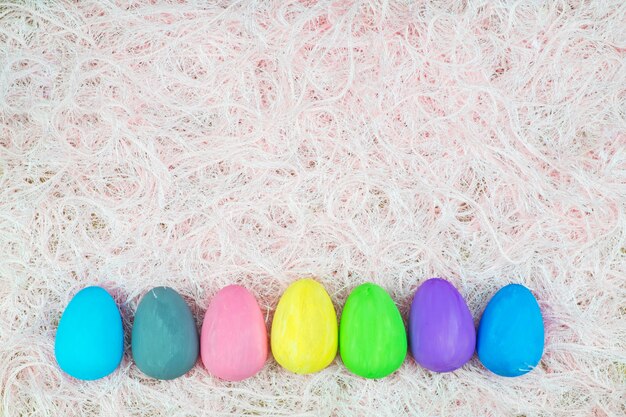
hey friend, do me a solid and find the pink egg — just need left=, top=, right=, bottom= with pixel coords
left=201, top=285, right=268, bottom=381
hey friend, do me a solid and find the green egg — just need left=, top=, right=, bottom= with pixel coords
left=339, top=283, right=407, bottom=379
left=131, top=287, right=199, bottom=380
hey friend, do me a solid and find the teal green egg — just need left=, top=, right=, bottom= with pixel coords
left=131, top=287, right=199, bottom=380
left=54, top=286, right=124, bottom=380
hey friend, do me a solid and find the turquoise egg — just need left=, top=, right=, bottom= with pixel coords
left=54, top=286, right=124, bottom=380
left=131, top=287, right=199, bottom=380
left=477, top=284, right=544, bottom=377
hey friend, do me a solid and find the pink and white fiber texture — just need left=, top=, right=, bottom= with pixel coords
left=0, top=1, right=625, bottom=416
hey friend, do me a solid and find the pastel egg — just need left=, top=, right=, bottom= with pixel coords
left=54, top=286, right=124, bottom=380
left=131, top=287, right=199, bottom=380
left=477, top=284, right=544, bottom=377
left=270, top=279, right=338, bottom=374
left=201, top=285, right=268, bottom=381
left=409, top=278, right=476, bottom=372
left=339, top=283, right=407, bottom=379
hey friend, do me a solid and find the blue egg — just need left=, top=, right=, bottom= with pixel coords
left=55, top=286, right=124, bottom=380
left=477, top=284, right=544, bottom=377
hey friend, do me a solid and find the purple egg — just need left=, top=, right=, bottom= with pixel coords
left=409, top=278, right=476, bottom=372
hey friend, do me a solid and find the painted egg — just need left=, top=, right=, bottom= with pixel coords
left=131, top=287, right=199, bottom=380
left=409, top=278, right=476, bottom=372
left=54, top=286, right=124, bottom=380
left=201, top=285, right=268, bottom=381
left=270, top=279, right=338, bottom=374
left=339, top=283, right=407, bottom=378
left=477, top=284, right=544, bottom=377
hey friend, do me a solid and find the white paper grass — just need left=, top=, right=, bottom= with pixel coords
left=0, top=1, right=625, bottom=416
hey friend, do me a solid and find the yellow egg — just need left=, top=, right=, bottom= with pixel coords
left=271, top=279, right=338, bottom=374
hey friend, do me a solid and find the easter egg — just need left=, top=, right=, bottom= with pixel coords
left=270, top=279, right=338, bottom=374
left=477, top=284, right=544, bottom=377
left=339, top=283, right=407, bottom=378
left=409, top=278, right=475, bottom=372
left=131, top=287, right=199, bottom=380
left=201, top=285, right=268, bottom=381
left=54, top=286, right=124, bottom=380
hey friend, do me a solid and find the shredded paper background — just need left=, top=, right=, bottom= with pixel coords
left=1, top=1, right=625, bottom=416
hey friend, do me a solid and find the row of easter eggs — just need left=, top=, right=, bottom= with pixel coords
left=55, top=278, right=544, bottom=381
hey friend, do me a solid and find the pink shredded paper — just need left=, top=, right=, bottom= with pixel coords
left=1, top=1, right=625, bottom=416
